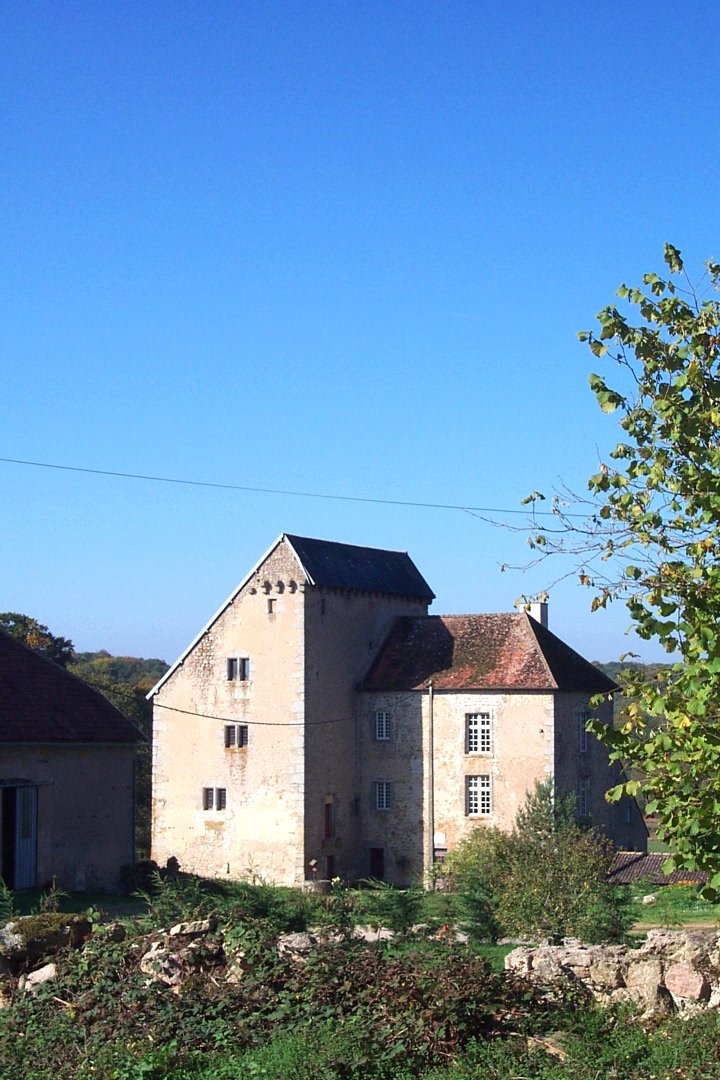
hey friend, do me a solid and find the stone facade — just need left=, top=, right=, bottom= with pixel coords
left=150, top=535, right=646, bottom=888
left=151, top=536, right=429, bottom=885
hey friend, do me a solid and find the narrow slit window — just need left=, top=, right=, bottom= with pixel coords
left=375, top=781, right=392, bottom=811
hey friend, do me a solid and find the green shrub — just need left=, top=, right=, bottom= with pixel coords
left=356, top=879, right=425, bottom=933
left=447, top=781, right=633, bottom=944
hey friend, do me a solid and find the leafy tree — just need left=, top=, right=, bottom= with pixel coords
left=524, top=245, right=720, bottom=891
left=0, top=612, right=74, bottom=667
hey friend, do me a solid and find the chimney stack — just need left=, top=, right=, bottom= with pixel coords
left=516, top=599, right=548, bottom=628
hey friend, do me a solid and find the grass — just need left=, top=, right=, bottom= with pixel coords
left=629, top=882, right=720, bottom=929
left=9, top=874, right=719, bottom=934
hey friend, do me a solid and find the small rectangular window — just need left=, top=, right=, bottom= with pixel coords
left=224, top=723, right=249, bottom=748
left=375, top=711, right=391, bottom=741
left=577, top=709, right=589, bottom=753
left=578, top=777, right=591, bottom=818
left=203, top=787, right=227, bottom=811
left=375, top=781, right=392, bottom=811
left=466, top=713, right=492, bottom=754
left=466, top=775, right=492, bottom=816
left=227, top=657, right=250, bottom=681
left=267, top=598, right=276, bottom=614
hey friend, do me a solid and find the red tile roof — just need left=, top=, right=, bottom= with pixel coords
left=361, top=613, right=617, bottom=693
left=0, top=631, right=143, bottom=744
left=608, top=851, right=708, bottom=886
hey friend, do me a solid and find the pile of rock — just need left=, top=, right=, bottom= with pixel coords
left=0, top=913, right=93, bottom=1003
left=506, top=929, right=720, bottom=1016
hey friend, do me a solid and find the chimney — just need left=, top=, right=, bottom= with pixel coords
left=515, top=599, right=548, bottom=628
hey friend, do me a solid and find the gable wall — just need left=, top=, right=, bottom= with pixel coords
left=151, top=542, right=307, bottom=885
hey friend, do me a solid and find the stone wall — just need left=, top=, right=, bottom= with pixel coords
left=506, top=929, right=720, bottom=1014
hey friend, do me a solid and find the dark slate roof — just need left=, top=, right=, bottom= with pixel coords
left=608, top=851, right=708, bottom=886
left=285, top=534, right=435, bottom=599
left=361, top=613, right=618, bottom=692
left=0, top=631, right=144, bottom=744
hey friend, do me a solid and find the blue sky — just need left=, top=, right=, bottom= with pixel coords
left=2, top=1, right=718, bottom=663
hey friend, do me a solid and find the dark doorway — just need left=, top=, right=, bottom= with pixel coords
left=369, top=847, right=385, bottom=881
left=0, top=785, right=37, bottom=889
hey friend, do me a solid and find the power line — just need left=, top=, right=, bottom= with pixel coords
left=154, top=702, right=351, bottom=726
left=154, top=689, right=427, bottom=726
left=0, top=455, right=576, bottom=518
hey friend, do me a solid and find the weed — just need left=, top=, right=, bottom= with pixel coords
left=0, top=878, right=18, bottom=921
left=356, top=878, right=425, bottom=933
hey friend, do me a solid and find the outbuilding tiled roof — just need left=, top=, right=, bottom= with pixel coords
left=0, top=631, right=143, bottom=744
left=608, top=851, right=708, bottom=886
left=285, top=534, right=435, bottom=599
left=361, top=612, right=617, bottom=692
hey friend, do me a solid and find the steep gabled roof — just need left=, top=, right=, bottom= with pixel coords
left=149, top=533, right=434, bottom=697
left=0, top=632, right=143, bottom=744
left=284, top=534, right=435, bottom=599
left=361, top=613, right=617, bottom=693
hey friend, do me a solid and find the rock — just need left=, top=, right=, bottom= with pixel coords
left=277, top=931, right=316, bottom=958
left=169, top=916, right=218, bottom=937
left=0, top=915, right=91, bottom=976
left=140, top=942, right=184, bottom=987
left=19, top=962, right=57, bottom=995
left=665, top=962, right=710, bottom=1001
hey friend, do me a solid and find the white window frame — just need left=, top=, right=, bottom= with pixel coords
left=576, top=708, right=590, bottom=753
left=224, top=723, right=249, bottom=748
left=227, top=656, right=250, bottom=681
left=375, top=781, right=392, bottom=811
left=578, top=776, right=591, bottom=818
left=466, top=775, right=492, bottom=817
left=375, top=710, right=391, bottom=741
left=202, top=786, right=227, bottom=811
left=466, top=712, right=492, bottom=754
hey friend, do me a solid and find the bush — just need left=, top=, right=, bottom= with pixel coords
left=448, top=781, right=633, bottom=944
left=355, top=879, right=425, bottom=933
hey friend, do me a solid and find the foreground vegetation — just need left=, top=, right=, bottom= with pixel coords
left=2, top=872, right=720, bottom=1079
